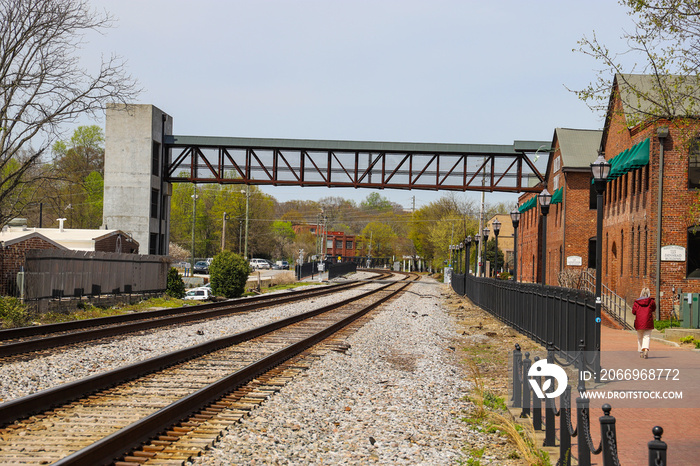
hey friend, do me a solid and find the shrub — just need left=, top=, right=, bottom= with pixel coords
left=166, top=267, right=186, bottom=299
left=654, top=319, right=680, bottom=332
left=209, top=251, right=251, bottom=298
left=498, top=271, right=511, bottom=280
left=0, top=296, right=30, bottom=329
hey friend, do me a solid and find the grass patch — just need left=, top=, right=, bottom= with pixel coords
left=37, top=296, right=192, bottom=325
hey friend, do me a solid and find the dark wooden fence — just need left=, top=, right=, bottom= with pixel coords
left=22, top=250, right=170, bottom=303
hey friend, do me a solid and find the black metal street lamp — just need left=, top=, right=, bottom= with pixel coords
left=482, top=227, right=490, bottom=277
left=510, top=210, right=521, bottom=281
left=538, top=189, right=552, bottom=286
left=472, top=235, right=479, bottom=275
left=458, top=242, right=464, bottom=274
left=464, top=235, right=471, bottom=294
left=591, top=152, right=610, bottom=359
left=492, top=218, right=501, bottom=278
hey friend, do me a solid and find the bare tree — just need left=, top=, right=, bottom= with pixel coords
left=574, top=0, right=700, bottom=123
left=0, top=0, right=140, bottom=227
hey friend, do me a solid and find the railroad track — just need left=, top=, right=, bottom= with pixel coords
left=0, top=271, right=392, bottom=358
left=0, top=272, right=416, bottom=465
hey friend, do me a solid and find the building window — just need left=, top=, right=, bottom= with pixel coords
left=149, top=233, right=158, bottom=255
left=689, top=139, right=700, bottom=188
left=620, top=229, right=624, bottom=276
left=688, top=227, right=700, bottom=278
left=346, top=241, right=353, bottom=249
left=150, top=189, right=159, bottom=218
left=310, top=227, right=316, bottom=234
left=644, top=226, right=648, bottom=277
left=326, top=239, right=333, bottom=249
left=336, top=240, right=343, bottom=249
left=152, top=141, right=160, bottom=176
left=588, top=237, right=596, bottom=269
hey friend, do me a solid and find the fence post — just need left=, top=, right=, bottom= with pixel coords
left=521, top=352, right=531, bottom=418
left=599, top=404, right=619, bottom=466
left=512, top=344, right=522, bottom=408
left=648, top=426, right=667, bottom=466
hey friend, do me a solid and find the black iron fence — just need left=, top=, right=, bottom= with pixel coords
left=452, top=273, right=598, bottom=361
left=511, top=345, right=667, bottom=466
left=296, top=261, right=357, bottom=280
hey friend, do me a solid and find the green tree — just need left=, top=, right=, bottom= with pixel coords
left=209, top=251, right=250, bottom=298
left=165, top=268, right=185, bottom=299
left=0, top=0, right=139, bottom=228
left=271, top=220, right=296, bottom=260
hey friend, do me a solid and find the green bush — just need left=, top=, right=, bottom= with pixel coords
left=654, top=319, right=681, bottom=332
left=209, top=252, right=251, bottom=298
left=165, top=267, right=186, bottom=299
left=0, top=296, right=30, bottom=329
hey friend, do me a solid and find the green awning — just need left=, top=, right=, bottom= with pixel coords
left=607, top=138, right=650, bottom=181
left=550, top=187, right=563, bottom=205
left=518, top=197, right=537, bottom=213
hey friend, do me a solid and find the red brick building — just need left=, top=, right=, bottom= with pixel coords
left=292, top=224, right=356, bottom=259
left=517, top=128, right=602, bottom=284
left=518, top=74, right=700, bottom=319
left=0, top=232, right=65, bottom=296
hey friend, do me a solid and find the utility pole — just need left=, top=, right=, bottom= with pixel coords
left=191, top=184, right=198, bottom=271
left=243, top=186, right=250, bottom=259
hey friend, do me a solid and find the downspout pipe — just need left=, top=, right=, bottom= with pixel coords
left=655, top=126, right=668, bottom=320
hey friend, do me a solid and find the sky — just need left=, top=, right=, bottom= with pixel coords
left=81, top=0, right=636, bottom=212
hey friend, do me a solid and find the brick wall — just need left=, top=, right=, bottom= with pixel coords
left=0, top=237, right=60, bottom=296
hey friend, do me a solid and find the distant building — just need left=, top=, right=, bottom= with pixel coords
left=0, top=218, right=141, bottom=297
left=292, top=224, right=356, bottom=259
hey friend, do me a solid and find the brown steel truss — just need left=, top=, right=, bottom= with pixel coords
left=165, top=135, right=549, bottom=193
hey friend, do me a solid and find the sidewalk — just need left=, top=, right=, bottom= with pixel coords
left=590, top=326, right=700, bottom=465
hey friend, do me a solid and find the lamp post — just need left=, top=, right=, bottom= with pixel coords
left=492, top=218, right=501, bottom=278
left=510, top=210, right=521, bottom=281
left=538, top=189, right=552, bottom=285
left=472, top=236, right=479, bottom=275
left=458, top=242, right=464, bottom=273
left=482, top=227, right=490, bottom=277
left=221, top=212, right=230, bottom=252
left=591, top=153, right=611, bottom=358
left=464, top=235, right=472, bottom=294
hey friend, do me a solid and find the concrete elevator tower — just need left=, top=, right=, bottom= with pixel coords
left=103, top=104, right=173, bottom=255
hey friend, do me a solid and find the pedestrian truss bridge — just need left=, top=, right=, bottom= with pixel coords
left=164, top=135, right=551, bottom=193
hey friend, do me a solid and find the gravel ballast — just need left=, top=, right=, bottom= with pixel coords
left=189, top=277, right=489, bottom=465
left=0, top=273, right=381, bottom=403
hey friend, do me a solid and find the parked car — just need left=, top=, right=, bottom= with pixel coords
left=275, top=260, right=290, bottom=270
left=184, top=287, right=213, bottom=301
left=193, top=261, right=209, bottom=274
left=249, top=258, right=270, bottom=270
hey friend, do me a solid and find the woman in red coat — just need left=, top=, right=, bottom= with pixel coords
left=632, top=287, right=656, bottom=359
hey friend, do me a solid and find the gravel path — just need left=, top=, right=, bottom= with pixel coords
left=188, top=277, right=487, bottom=466
left=0, top=273, right=380, bottom=404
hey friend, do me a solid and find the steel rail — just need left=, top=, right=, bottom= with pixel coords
left=0, top=276, right=388, bottom=357
left=54, top=274, right=415, bottom=466
left=0, top=274, right=410, bottom=428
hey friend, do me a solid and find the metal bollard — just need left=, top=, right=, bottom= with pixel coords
left=512, top=344, right=522, bottom=408
left=576, top=395, right=591, bottom=466
left=521, top=352, right=531, bottom=418
left=559, top=386, right=572, bottom=466
left=544, top=343, right=556, bottom=446
left=532, top=356, right=542, bottom=430
left=599, top=404, right=619, bottom=466
left=648, top=426, right=667, bottom=466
